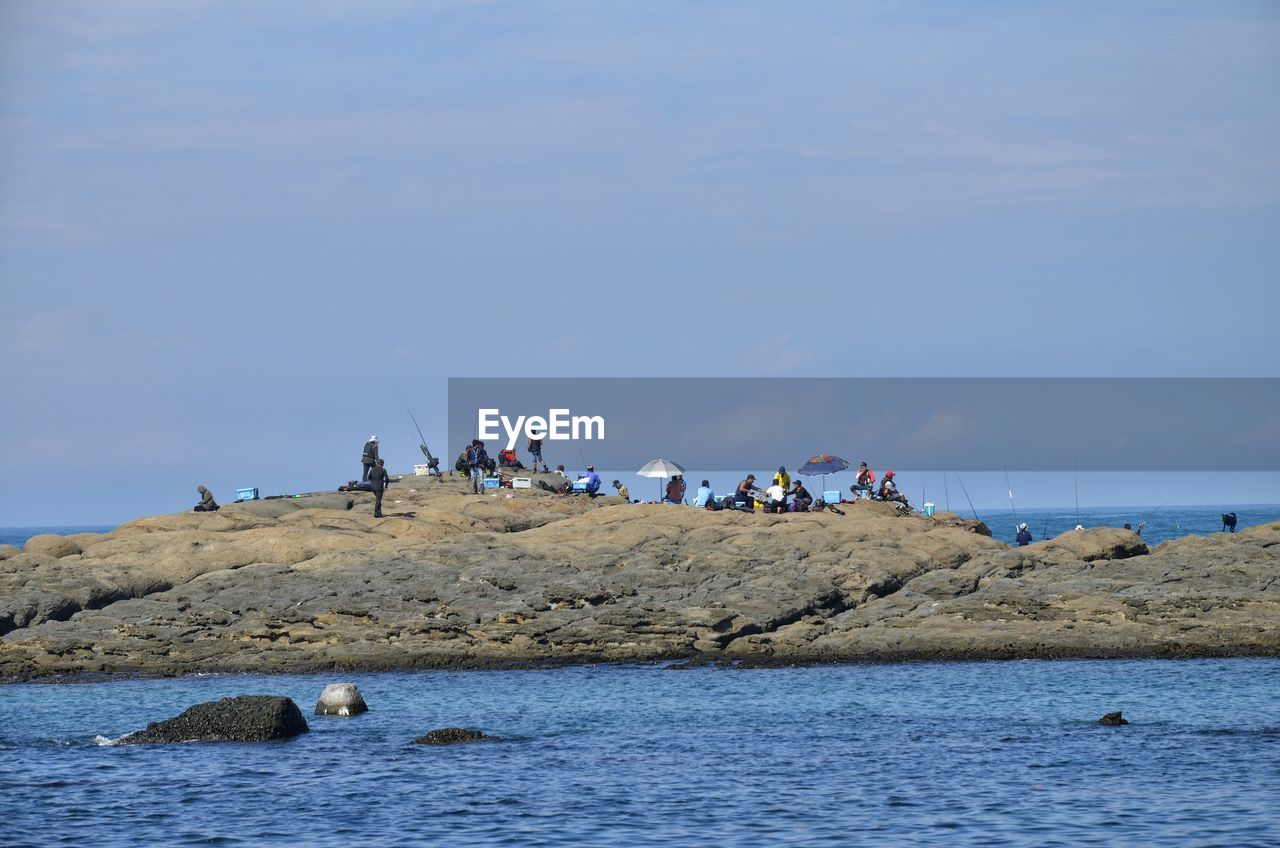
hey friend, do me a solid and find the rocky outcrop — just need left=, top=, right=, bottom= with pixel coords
left=120, top=695, right=308, bottom=743
left=1099, top=711, right=1130, bottom=726
left=1, top=477, right=1276, bottom=681
left=414, top=727, right=488, bottom=745
left=314, top=682, right=368, bottom=716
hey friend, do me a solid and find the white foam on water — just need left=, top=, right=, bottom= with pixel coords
left=94, top=734, right=125, bottom=746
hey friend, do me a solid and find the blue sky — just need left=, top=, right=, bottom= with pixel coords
left=1, top=1, right=1277, bottom=524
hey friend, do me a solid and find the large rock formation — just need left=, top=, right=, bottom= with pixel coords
left=121, top=695, right=308, bottom=743
left=1, top=476, right=1276, bottom=681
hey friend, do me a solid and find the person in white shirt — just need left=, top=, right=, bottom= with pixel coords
left=765, top=482, right=788, bottom=514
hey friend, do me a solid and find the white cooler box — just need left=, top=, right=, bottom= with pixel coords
left=512, top=477, right=532, bottom=489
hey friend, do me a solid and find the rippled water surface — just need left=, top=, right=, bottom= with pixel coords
left=2, top=659, right=1278, bottom=846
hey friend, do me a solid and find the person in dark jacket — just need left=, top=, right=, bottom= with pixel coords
left=467, top=440, right=490, bottom=494
left=194, top=485, right=219, bottom=512
left=790, top=481, right=813, bottom=512
left=1015, top=522, right=1032, bottom=546
left=362, top=435, right=380, bottom=482
left=369, top=459, right=390, bottom=518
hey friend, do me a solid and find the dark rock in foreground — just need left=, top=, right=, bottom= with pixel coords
left=1098, top=711, right=1130, bottom=726
left=121, top=695, right=309, bottom=744
left=414, top=727, right=488, bottom=745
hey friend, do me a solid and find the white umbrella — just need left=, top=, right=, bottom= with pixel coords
left=636, top=458, right=686, bottom=501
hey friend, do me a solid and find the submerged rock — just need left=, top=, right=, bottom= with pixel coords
left=413, top=727, right=488, bottom=745
left=314, top=682, right=369, bottom=716
left=121, top=695, right=309, bottom=744
left=1098, top=711, right=1130, bottom=726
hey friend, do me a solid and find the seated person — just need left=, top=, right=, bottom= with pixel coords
left=790, top=481, right=813, bottom=512
left=693, top=480, right=716, bottom=508
left=879, top=471, right=908, bottom=504
left=664, top=475, right=686, bottom=504
left=193, top=485, right=219, bottom=512
left=577, top=465, right=602, bottom=495
left=735, top=474, right=761, bottom=509
left=850, top=462, right=875, bottom=498
left=612, top=480, right=630, bottom=501
left=498, top=448, right=524, bottom=469
left=764, top=481, right=788, bottom=514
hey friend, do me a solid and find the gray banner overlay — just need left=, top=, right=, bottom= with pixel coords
left=447, top=378, right=1280, bottom=471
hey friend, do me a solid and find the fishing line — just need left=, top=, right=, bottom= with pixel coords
left=1004, top=467, right=1018, bottom=528
left=953, top=471, right=980, bottom=522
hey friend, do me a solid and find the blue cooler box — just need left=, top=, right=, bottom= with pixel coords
left=823, top=490, right=841, bottom=505
left=236, top=487, right=259, bottom=501
left=482, top=477, right=501, bottom=489
left=571, top=481, right=589, bottom=493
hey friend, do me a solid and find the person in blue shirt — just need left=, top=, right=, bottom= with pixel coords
left=579, top=465, right=601, bottom=495
left=693, top=480, right=715, bottom=508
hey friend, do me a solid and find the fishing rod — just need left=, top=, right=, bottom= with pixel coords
left=1004, top=467, right=1018, bottom=528
left=953, top=470, right=980, bottom=522
left=943, top=470, right=951, bottom=513
left=406, top=408, right=443, bottom=478
left=1073, top=461, right=1080, bottom=527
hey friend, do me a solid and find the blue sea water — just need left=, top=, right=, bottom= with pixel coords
left=1, top=660, right=1277, bottom=846
left=0, top=525, right=115, bottom=547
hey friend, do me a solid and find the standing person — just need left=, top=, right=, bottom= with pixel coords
left=612, top=480, right=630, bottom=501
left=369, top=459, right=390, bottom=518
left=193, top=485, right=219, bottom=512
left=1016, top=522, right=1032, bottom=546
left=467, top=440, right=490, bottom=494
left=528, top=437, right=549, bottom=473
left=773, top=466, right=791, bottom=491
left=693, top=480, right=716, bottom=508
left=362, top=435, right=380, bottom=482
left=665, top=475, right=686, bottom=504
left=851, top=462, right=875, bottom=499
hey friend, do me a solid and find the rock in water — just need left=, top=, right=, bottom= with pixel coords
left=1098, top=711, right=1130, bottom=726
left=314, top=682, right=369, bottom=716
left=121, top=695, right=309, bottom=744
left=413, top=727, right=488, bottom=745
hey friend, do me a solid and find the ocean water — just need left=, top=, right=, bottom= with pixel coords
left=0, top=525, right=116, bottom=547
left=975, top=504, right=1279, bottom=547
left=1, top=660, right=1277, bottom=846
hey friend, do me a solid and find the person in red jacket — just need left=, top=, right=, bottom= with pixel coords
left=851, top=462, right=875, bottom=499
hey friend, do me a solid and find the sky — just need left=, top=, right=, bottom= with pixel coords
left=1, top=1, right=1278, bottom=524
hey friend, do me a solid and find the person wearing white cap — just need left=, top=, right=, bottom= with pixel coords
left=362, top=434, right=380, bottom=482
left=1015, top=522, right=1032, bottom=546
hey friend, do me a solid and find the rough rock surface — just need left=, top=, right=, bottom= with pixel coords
left=1099, top=711, right=1130, bottom=726
left=315, top=682, right=368, bottom=716
left=121, top=695, right=308, bottom=743
left=414, top=727, right=488, bottom=745
left=1, top=476, right=1276, bottom=681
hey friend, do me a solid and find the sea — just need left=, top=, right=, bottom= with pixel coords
left=2, top=510, right=1278, bottom=846
left=1, top=660, right=1277, bottom=846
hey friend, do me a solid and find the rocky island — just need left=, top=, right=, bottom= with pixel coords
left=2, top=474, right=1276, bottom=682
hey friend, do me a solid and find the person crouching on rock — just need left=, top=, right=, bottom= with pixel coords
left=194, top=485, right=219, bottom=512
left=664, top=475, right=686, bottom=504
left=1016, top=522, right=1032, bottom=546
left=735, top=474, right=761, bottom=510
left=612, top=480, right=630, bottom=502
left=369, top=459, right=390, bottom=518
left=790, top=480, right=813, bottom=512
